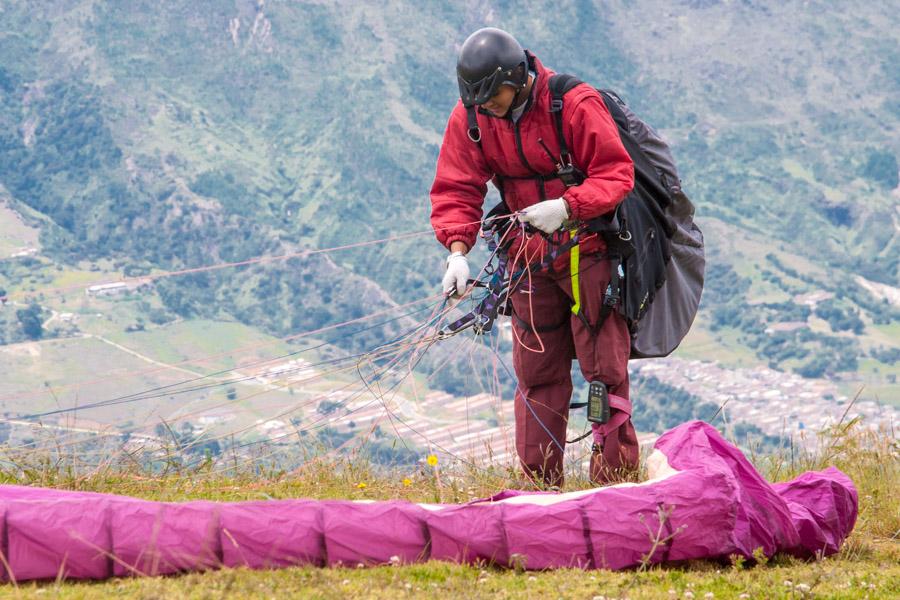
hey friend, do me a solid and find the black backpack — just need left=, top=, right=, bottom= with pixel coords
left=548, top=74, right=706, bottom=359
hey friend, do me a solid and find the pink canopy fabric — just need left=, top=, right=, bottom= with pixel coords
left=0, top=421, right=857, bottom=581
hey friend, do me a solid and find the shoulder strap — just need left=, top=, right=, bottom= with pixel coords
left=465, top=105, right=481, bottom=144
left=547, top=74, right=583, bottom=163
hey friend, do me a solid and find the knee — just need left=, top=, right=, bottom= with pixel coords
left=513, top=353, right=573, bottom=389
left=578, top=356, right=628, bottom=393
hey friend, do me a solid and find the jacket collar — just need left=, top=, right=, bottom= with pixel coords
left=524, top=51, right=551, bottom=112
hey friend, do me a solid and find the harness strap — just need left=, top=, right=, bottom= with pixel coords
left=592, top=393, right=632, bottom=440
left=567, top=252, right=623, bottom=337
left=512, top=311, right=569, bottom=334
left=592, top=255, right=623, bottom=336
left=497, top=172, right=562, bottom=182
left=548, top=74, right=585, bottom=173
left=569, top=228, right=581, bottom=316
left=567, top=429, right=592, bottom=444
left=510, top=232, right=581, bottom=280
left=549, top=75, right=573, bottom=163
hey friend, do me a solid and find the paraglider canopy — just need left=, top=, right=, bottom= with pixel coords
left=0, top=422, right=858, bottom=581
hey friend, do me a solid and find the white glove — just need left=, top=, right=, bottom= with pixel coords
left=442, top=252, right=470, bottom=298
left=518, top=198, right=570, bottom=234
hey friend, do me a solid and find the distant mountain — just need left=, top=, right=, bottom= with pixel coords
left=0, top=0, right=897, bottom=399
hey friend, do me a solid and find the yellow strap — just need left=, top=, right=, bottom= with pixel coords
left=569, top=228, right=581, bottom=315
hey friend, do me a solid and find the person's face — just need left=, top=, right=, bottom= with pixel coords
left=481, top=84, right=518, bottom=117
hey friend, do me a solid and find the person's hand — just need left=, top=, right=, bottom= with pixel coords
left=442, top=252, right=470, bottom=300
left=518, top=199, right=569, bottom=234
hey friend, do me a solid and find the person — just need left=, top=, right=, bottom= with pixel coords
left=430, top=27, right=639, bottom=487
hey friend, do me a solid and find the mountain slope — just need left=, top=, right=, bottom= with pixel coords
left=0, top=0, right=897, bottom=399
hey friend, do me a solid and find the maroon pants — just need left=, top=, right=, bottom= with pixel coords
left=510, top=252, right=639, bottom=487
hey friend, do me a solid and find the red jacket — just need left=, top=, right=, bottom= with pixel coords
left=430, top=54, right=634, bottom=258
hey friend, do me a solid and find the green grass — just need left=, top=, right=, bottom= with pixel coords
left=870, top=321, right=900, bottom=348
left=836, top=379, right=900, bottom=409
left=101, top=318, right=299, bottom=372
left=781, top=158, right=848, bottom=204
left=0, top=202, right=40, bottom=257
left=835, top=359, right=900, bottom=407
left=4, top=556, right=896, bottom=599
left=0, top=313, right=335, bottom=439
left=40, top=265, right=115, bottom=294
left=0, top=419, right=895, bottom=598
left=676, top=320, right=759, bottom=369
left=0, top=336, right=192, bottom=422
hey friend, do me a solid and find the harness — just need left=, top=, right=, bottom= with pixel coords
left=444, top=74, right=631, bottom=340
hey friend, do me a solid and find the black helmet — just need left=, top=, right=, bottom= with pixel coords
left=456, top=28, right=527, bottom=107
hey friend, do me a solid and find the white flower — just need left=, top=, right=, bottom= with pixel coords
left=389, top=555, right=401, bottom=566
left=739, top=594, right=750, bottom=599
left=784, top=580, right=793, bottom=587
left=528, top=576, right=537, bottom=582
left=704, top=593, right=715, bottom=599
left=684, top=592, right=695, bottom=600
left=404, top=583, right=412, bottom=590
left=796, top=583, right=811, bottom=593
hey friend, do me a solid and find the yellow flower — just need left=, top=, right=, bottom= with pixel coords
left=356, top=482, right=367, bottom=489
left=402, top=477, right=412, bottom=487
left=426, top=454, right=438, bottom=467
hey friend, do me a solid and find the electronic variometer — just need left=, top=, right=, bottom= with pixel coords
left=587, top=380, right=610, bottom=424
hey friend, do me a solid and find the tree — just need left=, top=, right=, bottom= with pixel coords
left=795, top=355, right=829, bottom=379
left=317, top=400, right=341, bottom=415
left=860, top=149, right=899, bottom=189
left=16, top=303, right=43, bottom=340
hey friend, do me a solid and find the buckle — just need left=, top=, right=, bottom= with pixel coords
left=472, top=313, right=495, bottom=335
left=558, top=164, right=586, bottom=187
left=550, top=98, right=563, bottom=112
left=603, top=285, right=619, bottom=307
